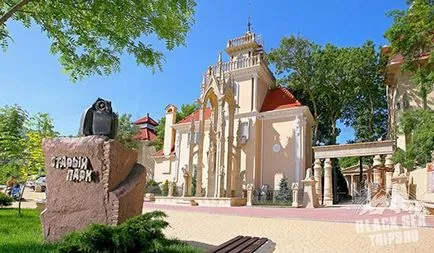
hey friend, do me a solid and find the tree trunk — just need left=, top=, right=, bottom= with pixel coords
left=331, top=117, right=338, bottom=145
left=0, top=0, right=32, bottom=26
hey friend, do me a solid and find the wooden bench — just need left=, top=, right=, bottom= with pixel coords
left=211, top=235, right=275, bottom=253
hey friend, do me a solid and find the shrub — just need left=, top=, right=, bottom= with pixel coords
left=0, top=192, right=13, bottom=207
left=145, top=180, right=162, bottom=195
left=275, top=177, right=291, bottom=202
left=57, top=211, right=201, bottom=253
left=161, top=180, right=169, bottom=196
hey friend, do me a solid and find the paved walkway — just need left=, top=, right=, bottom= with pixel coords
left=144, top=202, right=434, bottom=227
left=143, top=203, right=434, bottom=253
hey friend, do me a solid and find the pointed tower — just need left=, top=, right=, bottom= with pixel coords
left=226, top=19, right=264, bottom=60
left=206, top=21, right=276, bottom=114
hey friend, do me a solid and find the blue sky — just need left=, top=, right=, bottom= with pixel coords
left=0, top=0, right=406, bottom=142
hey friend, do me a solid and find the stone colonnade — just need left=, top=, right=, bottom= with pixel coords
left=312, top=141, right=395, bottom=206
left=312, top=154, right=396, bottom=205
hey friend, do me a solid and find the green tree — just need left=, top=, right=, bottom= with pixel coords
left=394, top=109, right=434, bottom=169
left=341, top=41, right=388, bottom=141
left=115, top=113, right=139, bottom=150
left=269, top=36, right=324, bottom=144
left=176, top=102, right=200, bottom=121
left=24, top=113, right=59, bottom=176
left=0, top=0, right=196, bottom=81
left=384, top=0, right=434, bottom=109
left=270, top=37, right=388, bottom=145
left=0, top=105, right=27, bottom=183
left=275, top=177, right=290, bottom=202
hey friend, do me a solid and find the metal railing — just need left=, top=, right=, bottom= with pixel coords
left=252, top=189, right=292, bottom=206
left=226, top=33, right=263, bottom=48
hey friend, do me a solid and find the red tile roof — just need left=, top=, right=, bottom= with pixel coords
left=135, top=128, right=157, bottom=141
left=260, top=87, right=302, bottom=112
left=381, top=45, right=430, bottom=65
left=178, top=107, right=212, bottom=124
left=134, top=113, right=158, bottom=126
left=153, top=146, right=175, bottom=157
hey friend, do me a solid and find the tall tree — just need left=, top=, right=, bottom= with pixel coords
left=384, top=0, right=434, bottom=109
left=270, top=37, right=388, bottom=146
left=116, top=113, right=139, bottom=150
left=341, top=41, right=388, bottom=141
left=24, top=113, right=58, bottom=176
left=268, top=36, right=324, bottom=144
left=394, top=109, right=434, bottom=169
left=0, top=105, right=27, bottom=183
left=0, top=0, right=196, bottom=81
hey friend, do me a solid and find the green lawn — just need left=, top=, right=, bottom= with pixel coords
left=0, top=208, right=203, bottom=253
left=0, top=208, right=56, bottom=253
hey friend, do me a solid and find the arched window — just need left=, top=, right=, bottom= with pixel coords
left=233, top=82, right=239, bottom=105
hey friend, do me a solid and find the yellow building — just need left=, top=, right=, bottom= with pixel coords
left=383, top=46, right=434, bottom=150
left=152, top=30, right=314, bottom=201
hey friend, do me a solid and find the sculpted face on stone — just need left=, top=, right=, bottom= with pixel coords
left=80, top=98, right=118, bottom=139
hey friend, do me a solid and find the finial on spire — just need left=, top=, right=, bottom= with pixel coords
left=247, top=16, right=252, bottom=33
left=218, top=51, right=222, bottom=63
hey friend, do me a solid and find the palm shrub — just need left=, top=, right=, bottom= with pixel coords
left=0, top=192, right=13, bottom=207
left=57, top=211, right=202, bottom=253
left=145, top=180, right=162, bottom=195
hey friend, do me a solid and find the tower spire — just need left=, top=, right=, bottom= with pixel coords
left=247, top=16, right=251, bottom=33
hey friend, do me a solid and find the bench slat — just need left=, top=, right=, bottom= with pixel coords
left=229, top=237, right=260, bottom=253
left=240, top=238, right=268, bottom=253
left=214, top=236, right=252, bottom=253
left=212, top=235, right=244, bottom=252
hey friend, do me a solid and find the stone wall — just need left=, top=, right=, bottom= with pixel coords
left=409, top=165, right=434, bottom=203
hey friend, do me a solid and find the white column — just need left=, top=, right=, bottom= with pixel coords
left=323, top=158, right=333, bottom=205
left=294, top=115, right=301, bottom=184
left=174, top=132, right=182, bottom=183
left=385, top=154, right=394, bottom=195
left=252, top=74, right=258, bottom=112
left=195, top=106, right=205, bottom=197
left=313, top=159, right=322, bottom=203
left=372, top=155, right=383, bottom=190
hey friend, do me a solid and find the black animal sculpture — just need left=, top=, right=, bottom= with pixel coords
left=79, top=98, right=118, bottom=139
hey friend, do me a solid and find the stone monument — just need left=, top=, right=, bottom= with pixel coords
left=246, top=184, right=254, bottom=206
left=41, top=98, right=146, bottom=241
left=302, top=168, right=319, bottom=208
left=390, top=164, right=409, bottom=210
left=291, top=183, right=301, bottom=208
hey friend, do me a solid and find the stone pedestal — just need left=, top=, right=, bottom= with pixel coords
left=41, top=136, right=146, bottom=242
left=168, top=182, right=174, bottom=197
left=302, top=179, right=319, bottom=208
left=246, top=184, right=254, bottom=206
left=291, top=183, right=301, bottom=208
left=144, top=193, right=155, bottom=202
left=390, top=175, right=409, bottom=210
left=182, top=170, right=192, bottom=197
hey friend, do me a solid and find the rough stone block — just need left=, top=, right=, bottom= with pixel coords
left=41, top=136, right=146, bottom=241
